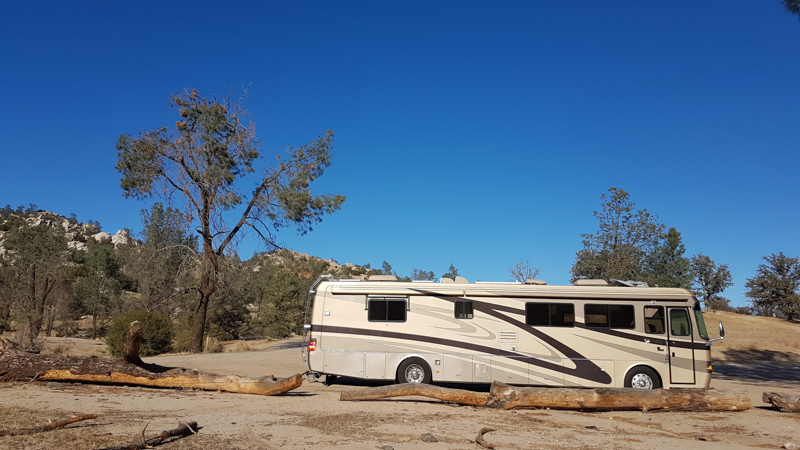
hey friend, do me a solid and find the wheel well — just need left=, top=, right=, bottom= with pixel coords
left=625, top=365, right=663, bottom=387
left=396, top=356, right=432, bottom=383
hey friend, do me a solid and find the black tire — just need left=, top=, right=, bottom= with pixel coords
left=624, top=366, right=661, bottom=389
left=396, top=357, right=432, bottom=384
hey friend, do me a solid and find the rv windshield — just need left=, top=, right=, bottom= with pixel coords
left=694, top=303, right=709, bottom=340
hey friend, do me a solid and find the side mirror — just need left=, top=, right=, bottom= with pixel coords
left=706, top=321, right=725, bottom=346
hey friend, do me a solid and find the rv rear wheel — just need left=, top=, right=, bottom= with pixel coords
left=397, top=357, right=432, bottom=384
left=624, top=366, right=661, bottom=389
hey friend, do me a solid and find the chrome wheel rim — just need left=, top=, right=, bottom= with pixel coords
left=631, top=373, right=654, bottom=389
left=404, top=364, right=425, bottom=383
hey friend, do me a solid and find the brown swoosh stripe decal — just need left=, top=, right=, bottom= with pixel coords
left=312, top=323, right=613, bottom=384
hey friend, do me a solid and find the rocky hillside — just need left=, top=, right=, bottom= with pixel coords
left=0, top=209, right=365, bottom=276
left=0, top=209, right=134, bottom=254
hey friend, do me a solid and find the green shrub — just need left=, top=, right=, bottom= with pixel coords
left=105, top=310, right=173, bottom=357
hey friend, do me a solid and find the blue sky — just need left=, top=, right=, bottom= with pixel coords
left=1, top=2, right=798, bottom=306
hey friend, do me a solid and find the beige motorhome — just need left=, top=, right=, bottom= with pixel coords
left=302, top=275, right=723, bottom=389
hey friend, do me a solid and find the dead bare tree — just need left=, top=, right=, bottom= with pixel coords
left=509, top=259, right=542, bottom=283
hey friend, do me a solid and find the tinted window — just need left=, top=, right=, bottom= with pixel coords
left=585, top=304, right=635, bottom=329
left=455, top=300, right=474, bottom=319
left=693, top=303, right=709, bottom=340
left=526, top=303, right=574, bottom=327
left=609, top=305, right=635, bottom=328
left=526, top=303, right=550, bottom=326
left=584, top=304, right=609, bottom=327
left=644, top=306, right=665, bottom=334
left=368, top=299, right=407, bottom=322
left=670, top=308, right=691, bottom=337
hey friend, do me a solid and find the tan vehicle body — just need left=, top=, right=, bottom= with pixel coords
left=303, top=277, right=714, bottom=389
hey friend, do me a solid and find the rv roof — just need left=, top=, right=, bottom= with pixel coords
left=368, top=275, right=398, bottom=281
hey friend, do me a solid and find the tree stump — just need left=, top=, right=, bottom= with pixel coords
left=762, top=391, right=800, bottom=412
left=123, top=321, right=144, bottom=365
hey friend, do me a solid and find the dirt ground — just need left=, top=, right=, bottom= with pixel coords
left=1, top=337, right=799, bottom=450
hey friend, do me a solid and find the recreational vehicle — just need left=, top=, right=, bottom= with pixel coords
left=302, top=275, right=724, bottom=389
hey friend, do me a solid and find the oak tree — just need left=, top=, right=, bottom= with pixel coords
left=745, top=252, right=800, bottom=320
left=116, top=88, right=345, bottom=352
left=690, top=254, right=733, bottom=311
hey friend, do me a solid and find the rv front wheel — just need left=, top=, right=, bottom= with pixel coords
left=624, top=366, right=661, bottom=389
left=397, top=357, right=432, bottom=384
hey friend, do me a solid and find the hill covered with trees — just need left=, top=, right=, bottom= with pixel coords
left=0, top=206, right=375, bottom=353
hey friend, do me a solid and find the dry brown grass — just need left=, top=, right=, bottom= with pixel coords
left=706, top=310, right=800, bottom=361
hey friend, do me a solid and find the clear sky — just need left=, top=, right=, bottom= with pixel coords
left=1, top=2, right=798, bottom=306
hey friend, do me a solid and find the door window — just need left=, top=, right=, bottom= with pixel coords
left=669, top=309, right=691, bottom=337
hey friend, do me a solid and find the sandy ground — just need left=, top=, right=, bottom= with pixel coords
left=1, top=338, right=799, bottom=450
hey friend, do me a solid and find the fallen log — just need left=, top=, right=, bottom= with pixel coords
left=0, top=322, right=303, bottom=396
left=340, top=382, right=489, bottom=406
left=486, top=382, right=751, bottom=411
left=0, top=413, right=98, bottom=437
left=98, top=421, right=198, bottom=450
left=762, top=391, right=800, bottom=412
left=0, top=349, right=303, bottom=395
left=340, top=381, right=751, bottom=412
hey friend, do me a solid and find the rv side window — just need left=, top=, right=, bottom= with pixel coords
left=585, top=304, right=635, bottom=329
left=368, top=299, right=407, bottom=322
left=455, top=300, right=474, bottom=319
left=525, top=303, right=574, bottom=327
left=644, top=306, right=665, bottom=334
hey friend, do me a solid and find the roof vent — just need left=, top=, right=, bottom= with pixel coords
left=440, top=277, right=455, bottom=283
left=524, top=279, right=547, bottom=285
left=573, top=279, right=608, bottom=286
left=610, top=279, right=649, bottom=287
left=454, top=276, right=469, bottom=284
left=369, top=275, right=398, bottom=281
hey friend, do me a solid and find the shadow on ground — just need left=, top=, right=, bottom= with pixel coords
left=714, top=360, right=800, bottom=386
left=266, top=339, right=302, bottom=351
left=323, top=375, right=493, bottom=391
left=719, top=349, right=800, bottom=362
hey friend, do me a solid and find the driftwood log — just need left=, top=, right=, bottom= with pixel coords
left=341, top=381, right=751, bottom=412
left=340, top=382, right=489, bottom=406
left=0, top=322, right=303, bottom=396
left=762, top=391, right=800, bottom=412
left=0, top=413, right=97, bottom=437
left=98, top=421, right=198, bottom=450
